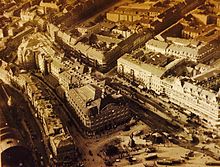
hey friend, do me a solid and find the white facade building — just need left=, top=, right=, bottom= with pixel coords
left=117, top=53, right=220, bottom=128
left=145, top=38, right=214, bottom=62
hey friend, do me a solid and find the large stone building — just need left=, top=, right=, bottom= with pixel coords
left=106, top=0, right=173, bottom=23
left=117, top=51, right=220, bottom=128
left=145, top=37, right=215, bottom=62
left=45, top=14, right=153, bottom=71
left=66, top=83, right=130, bottom=135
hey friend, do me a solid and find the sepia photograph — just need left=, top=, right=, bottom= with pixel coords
left=0, top=0, right=220, bottom=166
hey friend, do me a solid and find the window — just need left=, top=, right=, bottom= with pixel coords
left=7, top=140, right=13, bottom=144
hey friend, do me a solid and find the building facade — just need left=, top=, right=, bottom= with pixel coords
left=117, top=53, right=220, bottom=128
left=13, top=74, right=80, bottom=165
left=145, top=38, right=215, bottom=62
left=66, top=84, right=130, bottom=135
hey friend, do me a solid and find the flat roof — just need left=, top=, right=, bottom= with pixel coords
left=118, top=53, right=166, bottom=77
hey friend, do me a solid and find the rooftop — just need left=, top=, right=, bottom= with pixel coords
left=119, top=53, right=166, bottom=78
